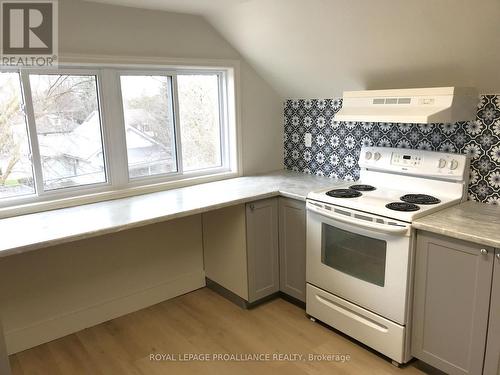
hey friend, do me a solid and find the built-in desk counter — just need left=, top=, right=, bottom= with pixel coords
left=0, top=170, right=339, bottom=258
left=0, top=170, right=340, bottom=372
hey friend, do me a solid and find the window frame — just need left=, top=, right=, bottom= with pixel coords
left=175, top=69, right=230, bottom=175
left=116, top=69, right=231, bottom=187
left=0, top=69, right=36, bottom=200
left=22, top=68, right=112, bottom=196
left=117, top=70, right=181, bottom=183
left=0, top=63, right=238, bottom=215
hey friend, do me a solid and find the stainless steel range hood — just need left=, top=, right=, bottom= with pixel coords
left=334, top=87, right=478, bottom=124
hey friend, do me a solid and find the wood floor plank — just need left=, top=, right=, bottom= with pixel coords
left=46, top=334, right=105, bottom=375
left=75, top=323, right=142, bottom=375
left=13, top=343, right=64, bottom=375
left=8, top=356, right=23, bottom=375
left=10, top=288, right=426, bottom=374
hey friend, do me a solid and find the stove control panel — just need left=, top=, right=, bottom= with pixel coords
left=391, top=153, right=422, bottom=168
left=359, top=146, right=470, bottom=181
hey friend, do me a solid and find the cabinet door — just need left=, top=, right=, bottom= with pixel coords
left=412, top=232, right=494, bottom=375
left=278, top=197, right=306, bottom=302
left=484, top=249, right=500, bottom=375
left=246, top=198, right=279, bottom=303
left=203, top=205, right=249, bottom=300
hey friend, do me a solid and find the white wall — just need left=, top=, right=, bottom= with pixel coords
left=60, top=0, right=283, bottom=174
left=205, top=0, right=500, bottom=98
left=0, top=1, right=285, bottom=355
left=0, top=216, right=205, bottom=354
left=88, top=0, right=500, bottom=98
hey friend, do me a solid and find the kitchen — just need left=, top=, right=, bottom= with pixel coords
left=0, top=0, right=499, bottom=374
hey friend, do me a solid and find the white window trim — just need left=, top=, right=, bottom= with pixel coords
left=116, top=69, right=231, bottom=185
left=0, top=54, right=242, bottom=219
left=21, top=68, right=113, bottom=196
left=116, top=70, right=181, bottom=183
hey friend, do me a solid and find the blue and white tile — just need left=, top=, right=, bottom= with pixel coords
left=284, top=95, right=500, bottom=204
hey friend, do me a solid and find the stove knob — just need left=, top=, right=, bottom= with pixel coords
left=438, top=158, right=447, bottom=168
left=365, top=151, right=373, bottom=160
left=374, top=152, right=381, bottom=161
left=449, top=159, right=459, bottom=170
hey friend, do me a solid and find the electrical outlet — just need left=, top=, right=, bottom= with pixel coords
left=305, top=133, right=312, bottom=147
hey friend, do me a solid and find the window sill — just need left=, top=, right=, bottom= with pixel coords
left=0, top=170, right=240, bottom=219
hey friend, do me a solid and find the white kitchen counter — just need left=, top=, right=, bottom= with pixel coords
left=413, top=200, right=500, bottom=248
left=0, top=170, right=339, bottom=258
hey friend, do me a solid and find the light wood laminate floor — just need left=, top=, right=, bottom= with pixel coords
left=10, top=288, right=426, bottom=374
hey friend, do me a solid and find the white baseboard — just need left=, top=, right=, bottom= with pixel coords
left=5, top=271, right=205, bottom=355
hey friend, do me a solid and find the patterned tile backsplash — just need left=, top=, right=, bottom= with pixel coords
left=284, top=95, right=500, bottom=204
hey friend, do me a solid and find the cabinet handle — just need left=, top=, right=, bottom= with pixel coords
left=249, top=204, right=255, bottom=211
left=496, top=252, right=500, bottom=260
left=480, top=248, right=488, bottom=255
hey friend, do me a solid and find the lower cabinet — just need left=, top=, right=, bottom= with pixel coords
left=246, top=198, right=280, bottom=302
left=203, top=197, right=307, bottom=305
left=278, top=197, right=306, bottom=302
left=484, top=249, right=500, bottom=375
left=412, top=231, right=495, bottom=375
left=203, top=204, right=250, bottom=300
left=202, top=198, right=280, bottom=304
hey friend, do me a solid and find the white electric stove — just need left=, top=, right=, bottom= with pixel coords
left=305, top=146, right=470, bottom=365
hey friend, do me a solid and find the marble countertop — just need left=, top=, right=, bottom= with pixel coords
left=413, top=200, right=500, bottom=248
left=0, top=170, right=340, bottom=258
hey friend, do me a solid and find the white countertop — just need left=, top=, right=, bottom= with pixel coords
left=413, top=200, right=500, bottom=248
left=0, top=170, right=340, bottom=258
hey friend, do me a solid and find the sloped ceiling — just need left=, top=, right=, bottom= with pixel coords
left=88, top=0, right=500, bottom=98
left=87, top=0, right=247, bottom=15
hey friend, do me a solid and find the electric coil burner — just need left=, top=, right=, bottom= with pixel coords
left=400, top=194, right=441, bottom=205
left=326, top=189, right=362, bottom=198
left=349, top=184, right=376, bottom=191
left=385, top=202, right=420, bottom=212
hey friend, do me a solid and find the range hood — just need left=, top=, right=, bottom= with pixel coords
left=334, top=87, right=478, bottom=124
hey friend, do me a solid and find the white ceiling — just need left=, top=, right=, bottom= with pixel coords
left=88, top=0, right=500, bottom=98
left=88, top=0, right=246, bottom=15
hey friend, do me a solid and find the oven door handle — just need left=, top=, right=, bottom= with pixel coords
left=307, top=203, right=410, bottom=235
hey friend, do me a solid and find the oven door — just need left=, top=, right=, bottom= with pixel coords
left=306, top=201, right=412, bottom=325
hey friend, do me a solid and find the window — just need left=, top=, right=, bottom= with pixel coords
left=0, top=72, right=35, bottom=199
left=0, top=70, right=107, bottom=202
left=118, top=72, right=226, bottom=177
left=120, top=75, right=177, bottom=179
left=0, top=65, right=236, bottom=211
left=29, top=73, right=106, bottom=190
left=178, top=74, right=222, bottom=171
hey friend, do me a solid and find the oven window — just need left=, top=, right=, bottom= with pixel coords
left=321, top=223, right=387, bottom=287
